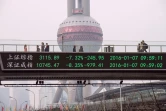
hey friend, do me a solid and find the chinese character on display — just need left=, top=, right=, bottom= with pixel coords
left=21, top=62, right=26, bottom=68
left=14, top=55, right=20, bottom=60
left=7, top=54, right=13, bottom=60
left=20, top=55, right=26, bottom=60
left=27, top=55, right=33, bottom=60
left=14, top=62, right=20, bottom=68
left=27, top=62, right=33, bottom=68
left=7, top=62, right=13, bottom=68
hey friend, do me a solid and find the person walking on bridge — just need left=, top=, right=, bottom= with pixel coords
left=141, top=40, right=148, bottom=52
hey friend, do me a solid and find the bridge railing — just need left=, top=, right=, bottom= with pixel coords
left=0, top=44, right=166, bottom=52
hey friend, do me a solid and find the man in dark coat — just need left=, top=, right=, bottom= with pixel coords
left=45, top=43, right=49, bottom=52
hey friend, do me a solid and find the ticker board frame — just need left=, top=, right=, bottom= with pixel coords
left=0, top=52, right=166, bottom=80
left=0, top=52, right=166, bottom=71
left=0, top=70, right=166, bottom=80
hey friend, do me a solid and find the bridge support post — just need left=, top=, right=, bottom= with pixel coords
left=120, top=80, right=123, bottom=111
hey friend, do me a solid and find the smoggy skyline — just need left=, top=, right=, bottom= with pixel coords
left=0, top=0, right=166, bottom=41
left=0, top=0, right=166, bottom=109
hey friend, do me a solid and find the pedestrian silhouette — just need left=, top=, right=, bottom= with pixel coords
left=24, top=44, right=27, bottom=52
left=45, top=43, right=49, bottom=52
left=73, top=45, right=76, bottom=52
left=37, top=45, right=40, bottom=52
left=41, top=42, right=45, bottom=52
left=79, top=46, right=84, bottom=52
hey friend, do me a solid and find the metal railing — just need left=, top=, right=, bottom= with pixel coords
left=0, top=44, right=166, bottom=52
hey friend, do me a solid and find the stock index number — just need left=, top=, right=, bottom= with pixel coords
left=39, top=55, right=60, bottom=60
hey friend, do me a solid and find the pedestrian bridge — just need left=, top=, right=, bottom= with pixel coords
left=0, top=40, right=166, bottom=52
left=0, top=41, right=166, bottom=81
left=0, top=44, right=166, bottom=52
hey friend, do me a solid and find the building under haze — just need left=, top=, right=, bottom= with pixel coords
left=0, top=88, right=9, bottom=110
left=39, top=87, right=55, bottom=109
left=12, top=82, right=30, bottom=110
left=60, top=91, right=68, bottom=103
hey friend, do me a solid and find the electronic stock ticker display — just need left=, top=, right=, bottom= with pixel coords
left=0, top=52, right=166, bottom=71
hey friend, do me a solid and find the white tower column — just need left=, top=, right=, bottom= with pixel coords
left=83, top=85, right=92, bottom=101
left=82, top=0, right=90, bottom=16
left=68, top=81, right=77, bottom=104
left=77, top=0, right=82, bottom=8
left=67, top=0, right=76, bottom=17
left=52, top=81, right=67, bottom=103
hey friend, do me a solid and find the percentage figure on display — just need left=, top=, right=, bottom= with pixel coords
left=75, top=56, right=84, bottom=60
left=66, top=55, right=73, bottom=60
left=75, top=63, right=83, bottom=68
left=67, top=63, right=73, bottom=67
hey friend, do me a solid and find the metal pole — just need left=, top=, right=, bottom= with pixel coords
left=40, top=96, right=47, bottom=110
left=62, top=90, right=63, bottom=103
left=160, top=46, right=162, bottom=52
left=16, top=45, right=17, bottom=52
left=120, top=80, right=123, bottom=111
left=26, top=89, right=35, bottom=110
left=103, top=91, right=105, bottom=111
left=9, top=96, right=17, bottom=111
left=62, top=35, right=64, bottom=52
left=62, top=92, right=64, bottom=111
left=125, top=45, right=126, bottom=52
left=20, top=101, right=27, bottom=111
left=0, top=101, right=5, bottom=111
left=120, top=84, right=122, bottom=111
left=3, top=45, right=4, bottom=52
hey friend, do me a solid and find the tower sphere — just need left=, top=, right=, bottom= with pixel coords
left=57, top=14, right=103, bottom=52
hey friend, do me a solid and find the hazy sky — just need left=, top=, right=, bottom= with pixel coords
left=0, top=0, right=166, bottom=41
left=0, top=0, right=166, bottom=109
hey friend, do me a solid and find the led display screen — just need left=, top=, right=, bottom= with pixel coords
left=0, top=52, right=165, bottom=71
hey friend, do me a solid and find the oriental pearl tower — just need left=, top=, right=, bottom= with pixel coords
left=53, top=0, right=103, bottom=104
left=57, top=0, right=103, bottom=52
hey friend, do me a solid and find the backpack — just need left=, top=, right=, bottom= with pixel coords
left=144, top=43, right=148, bottom=49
